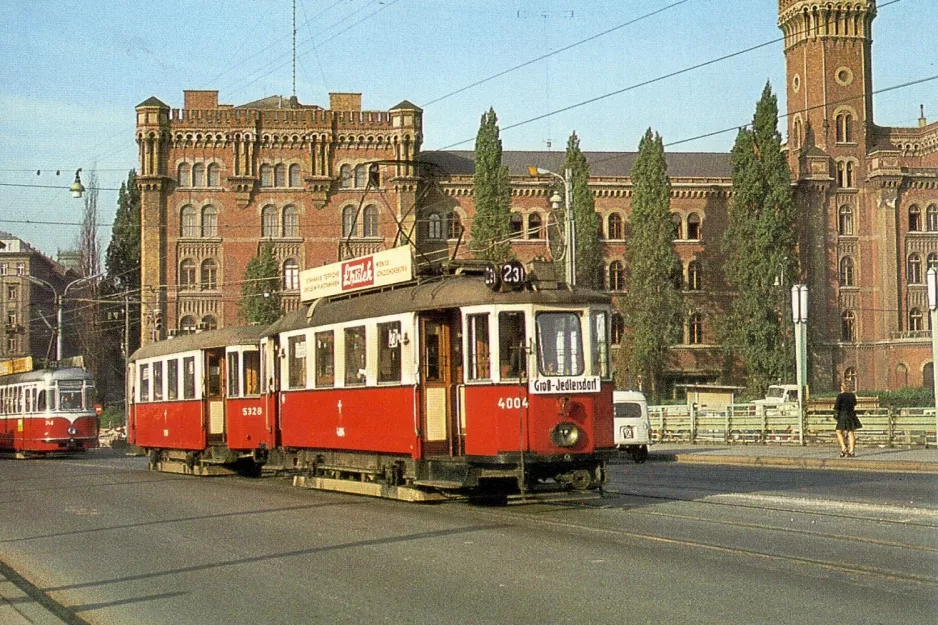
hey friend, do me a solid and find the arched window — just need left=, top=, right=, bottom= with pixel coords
left=201, top=205, right=217, bottom=238
left=177, top=163, right=190, bottom=187
left=687, top=213, right=701, bottom=240
left=671, top=262, right=683, bottom=291
left=843, top=367, right=858, bottom=391
left=924, top=363, right=934, bottom=390
left=671, top=213, right=683, bottom=240
left=509, top=213, right=523, bottom=238
left=608, top=261, right=625, bottom=291
left=200, top=315, right=217, bottom=332
left=192, top=163, right=204, bottom=187
left=928, top=253, right=938, bottom=271
left=528, top=213, right=543, bottom=240
left=792, top=118, right=803, bottom=149
left=909, top=205, right=922, bottom=232
left=261, top=205, right=278, bottom=238
left=283, top=259, right=299, bottom=291
left=281, top=205, right=298, bottom=237
left=260, top=164, right=273, bottom=188
left=687, top=261, right=702, bottom=291
left=288, top=164, right=301, bottom=188
left=835, top=112, right=852, bottom=143
left=839, top=256, right=855, bottom=287
left=688, top=313, right=703, bottom=345
left=909, top=307, right=924, bottom=332
left=180, top=315, right=197, bottom=336
left=339, top=165, right=352, bottom=189
left=838, top=205, right=854, bottom=236
left=448, top=213, right=463, bottom=240
left=179, top=259, right=197, bottom=290
left=354, top=164, right=366, bottom=188
left=895, top=363, right=909, bottom=388
left=927, top=205, right=938, bottom=232
left=362, top=205, right=378, bottom=238
left=200, top=259, right=217, bottom=290
left=342, top=206, right=357, bottom=237
left=607, top=213, right=623, bottom=240
left=841, top=310, right=857, bottom=342
left=207, top=163, right=220, bottom=187
left=180, top=206, right=197, bottom=238
left=274, top=164, right=286, bottom=188
left=427, top=213, right=443, bottom=240
left=611, top=313, right=625, bottom=345
left=908, top=253, right=922, bottom=284
left=845, top=161, right=855, bottom=188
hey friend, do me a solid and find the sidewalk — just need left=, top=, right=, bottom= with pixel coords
left=641, top=442, right=938, bottom=473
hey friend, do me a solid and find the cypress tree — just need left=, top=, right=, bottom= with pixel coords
left=561, top=132, right=603, bottom=289
left=468, top=108, right=513, bottom=263
left=720, top=82, right=797, bottom=394
left=620, top=129, right=683, bottom=401
left=238, top=243, right=282, bottom=325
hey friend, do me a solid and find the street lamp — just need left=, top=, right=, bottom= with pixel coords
left=528, top=166, right=575, bottom=286
left=791, top=284, right=808, bottom=444
left=70, top=169, right=85, bottom=199
left=926, top=267, right=938, bottom=441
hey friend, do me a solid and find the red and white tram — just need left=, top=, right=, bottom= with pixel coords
left=128, top=254, right=616, bottom=499
left=0, top=367, right=98, bottom=456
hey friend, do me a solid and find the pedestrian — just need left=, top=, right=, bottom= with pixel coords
left=833, top=380, right=862, bottom=457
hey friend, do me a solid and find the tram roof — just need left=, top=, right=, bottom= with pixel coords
left=0, top=367, right=93, bottom=386
left=266, top=276, right=610, bottom=335
left=129, top=325, right=268, bottom=362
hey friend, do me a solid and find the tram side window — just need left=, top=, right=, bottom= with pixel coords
left=167, top=359, right=179, bottom=400
left=468, top=313, right=491, bottom=380
left=591, top=311, right=611, bottom=378
left=227, top=352, right=241, bottom=397
left=536, top=312, right=584, bottom=376
left=344, top=326, right=367, bottom=386
left=37, top=389, right=46, bottom=412
left=183, top=357, right=196, bottom=399
left=288, top=335, right=307, bottom=389
left=498, top=312, right=527, bottom=379
left=315, top=331, right=335, bottom=387
left=25, top=388, right=33, bottom=413
left=378, top=322, right=402, bottom=383
left=140, top=364, right=150, bottom=402
left=84, top=385, right=94, bottom=411
left=243, top=351, right=260, bottom=395
left=153, top=361, right=164, bottom=401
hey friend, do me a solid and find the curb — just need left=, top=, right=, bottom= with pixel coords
left=647, top=453, right=938, bottom=474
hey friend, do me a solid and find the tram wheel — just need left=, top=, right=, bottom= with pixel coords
left=569, top=469, right=592, bottom=491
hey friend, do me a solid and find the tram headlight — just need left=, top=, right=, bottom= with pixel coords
left=67, top=426, right=78, bottom=436
left=551, top=422, right=581, bottom=448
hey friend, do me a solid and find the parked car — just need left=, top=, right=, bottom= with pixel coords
left=613, top=390, right=651, bottom=463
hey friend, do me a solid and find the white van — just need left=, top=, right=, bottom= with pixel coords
left=753, top=384, right=800, bottom=406
left=613, top=390, right=651, bottom=463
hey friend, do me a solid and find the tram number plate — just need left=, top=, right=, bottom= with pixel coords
left=241, top=407, right=263, bottom=416
left=497, top=397, right=529, bottom=410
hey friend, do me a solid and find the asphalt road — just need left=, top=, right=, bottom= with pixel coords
left=1, top=449, right=936, bottom=625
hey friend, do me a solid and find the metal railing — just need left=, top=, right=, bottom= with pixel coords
left=649, top=404, right=937, bottom=447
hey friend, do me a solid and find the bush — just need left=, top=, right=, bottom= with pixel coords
left=99, top=405, right=126, bottom=429
left=871, top=387, right=934, bottom=409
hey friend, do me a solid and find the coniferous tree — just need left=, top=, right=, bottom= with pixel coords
left=561, top=132, right=603, bottom=289
left=619, top=129, right=683, bottom=401
left=468, top=108, right=513, bottom=262
left=720, top=82, right=797, bottom=394
left=238, top=243, right=282, bottom=325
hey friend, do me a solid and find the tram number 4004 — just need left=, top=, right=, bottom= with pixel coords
left=497, top=397, right=529, bottom=410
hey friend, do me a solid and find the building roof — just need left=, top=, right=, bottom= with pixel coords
left=420, top=150, right=732, bottom=179
left=391, top=100, right=422, bottom=111
left=235, top=95, right=321, bottom=110
left=136, top=96, right=169, bottom=109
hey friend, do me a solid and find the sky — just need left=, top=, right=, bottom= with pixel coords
left=1, top=0, right=935, bottom=258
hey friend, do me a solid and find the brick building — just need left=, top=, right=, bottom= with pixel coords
left=135, top=0, right=937, bottom=393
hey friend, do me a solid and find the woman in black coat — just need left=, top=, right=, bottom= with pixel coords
left=833, top=380, right=862, bottom=457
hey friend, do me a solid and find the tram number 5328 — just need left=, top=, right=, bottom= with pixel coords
left=497, top=397, right=529, bottom=410
left=242, top=407, right=263, bottom=416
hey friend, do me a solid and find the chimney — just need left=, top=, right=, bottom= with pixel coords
left=920, top=105, right=927, bottom=128
left=329, top=92, right=362, bottom=111
left=184, top=90, right=219, bottom=110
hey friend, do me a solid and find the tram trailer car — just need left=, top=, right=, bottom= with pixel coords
left=128, top=275, right=617, bottom=498
left=0, top=367, right=98, bottom=456
left=128, top=326, right=271, bottom=474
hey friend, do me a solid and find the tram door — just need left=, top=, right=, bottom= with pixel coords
left=419, top=312, right=462, bottom=457
left=205, top=350, right=226, bottom=444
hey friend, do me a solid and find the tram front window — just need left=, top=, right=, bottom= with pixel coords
left=536, top=312, right=584, bottom=376
left=59, top=385, right=83, bottom=411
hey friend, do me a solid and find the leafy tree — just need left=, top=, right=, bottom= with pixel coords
left=619, top=129, right=683, bottom=401
left=560, top=132, right=603, bottom=289
left=238, top=243, right=282, bottom=325
left=720, top=82, right=797, bottom=394
left=468, top=108, right=513, bottom=263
